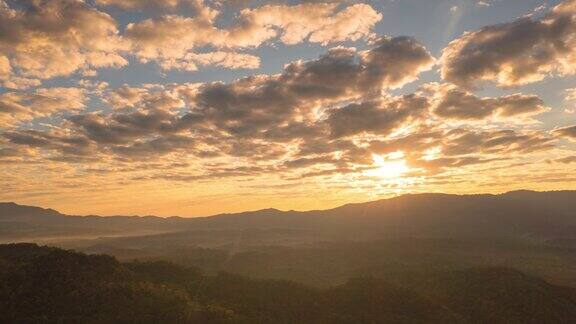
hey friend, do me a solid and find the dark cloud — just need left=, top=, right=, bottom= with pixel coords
left=442, top=129, right=554, bottom=156
left=222, top=140, right=287, bottom=160
left=427, top=84, right=547, bottom=120
left=67, top=109, right=202, bottom=145
left=193, top=38, right=433, bottom=139
left=360, top=36, right=435, bottom=90
left=441, top=0, right=576, bottom=87
left=553, top=125, right=576, bottom=140
left=0, top=33, right=436, bottom=164
left=145, top=165, right=271, bottom=182
left=3, top=130, right=95, bottom=157
left=110, top=135, right=196, bottom=159
left=0, top=147, right=21, bottom=158
left=554, top=156, right=576, bottom=163
left=326, top=94, right=428, bottom=138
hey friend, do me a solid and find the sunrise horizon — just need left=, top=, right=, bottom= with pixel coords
left=1, top=0, right=576, bottom=218
left=2, top=1, right=576, bottom=321
left=2, top=187, right=575, bottom=218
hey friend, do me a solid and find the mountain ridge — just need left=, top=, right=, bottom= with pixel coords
left=2, top=190, right=576, bottom=247
left=2, top=189, right=574, bottom=220
left=2, top=191, right=576, bottom=291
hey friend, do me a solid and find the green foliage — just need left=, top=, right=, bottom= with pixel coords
left=1, top=244, right=576, bottom=323
left=323, top=277, right=461, bottom=323
left=410, top=267, right=576, bottom=324
left=0, top=244, right=234, bottom=323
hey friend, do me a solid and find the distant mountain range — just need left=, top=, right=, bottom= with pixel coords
left=2, top=190, right=576, bottom=290
left=2, top=190, right=576, bottom=245
left=0, top=191, right=576, bottom=251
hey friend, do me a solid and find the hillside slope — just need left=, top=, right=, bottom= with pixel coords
left=1, top=244, right=576, bottom=323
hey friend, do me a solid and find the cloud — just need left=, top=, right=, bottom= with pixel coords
left=0, top=55, right=10, bottom=80
left=476, top=1, right=491, bottom=8
left=110, top=134, right=196, bottom=159
left=234, top=3, right=382, bottom=45
left=191, top=38, right=433, bottom=139
left=0, top=37, right=559, bottom=183
left=228, top=3, right=381, bottom=46
left=369, top=127, right=555, bottom=170
left=326, top=94, right=428, bottom=138
left=104, top=85, right=184, bottom=110
left=359, top=36, right=435, bottom=89
left=104, top=85, right=148, bottom=109
left=125, top=2, right=382, bottom=70
left=3, top=129, right=95, bottom=158
left=441, top=0, right=576, bottom=87
left=2, top=77, right=42, bottom=90
left=145, top=165, right=271, bottom=182
left=553, top=125, right=576, bottom=140
left=0, top=0, right=383, bottom=76
left=125, top=12, right=222, bottom=65
left=95, top=0, right=182, bottom=10
left=566, top=88, right=576, bottom=101
left=158, top=51, right=261, bottom=71
left=554, top=156, right=576, bottom=163
left=412, top=156, right=506, bottom=171
left=441, top=128, right=554, bottom=155
left=564, top=88, right=576, bottom=113
left=67, top=109, right=190, bottom=145
left=0, top=0, right=128, bottom=79
left=0, top=37, right=434, bottom=164
left=426, top=83, right=547, bottom=120
left=282, top=155, right=340, bottom=169
left=0, top=87, right=86, bottom=126
left=216, top=0, right=351, bottom=8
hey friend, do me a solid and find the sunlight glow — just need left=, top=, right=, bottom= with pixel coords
left=423, top=147, right=441, bottom=161
left=371, top=152, right=410, bottom=178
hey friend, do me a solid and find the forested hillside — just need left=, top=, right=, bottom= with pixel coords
left=1, top=244, right=576, bottom=323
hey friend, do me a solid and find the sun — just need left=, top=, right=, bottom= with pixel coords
left=370, top=152, right=410, bottom=179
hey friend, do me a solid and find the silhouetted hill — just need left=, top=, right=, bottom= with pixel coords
left=2, top=191, right=576, bottom=289
left=317, top=191, right=576, bottom=238
left=0, top=244, right=223, bottom=323
left=415, top=267, right=576, bottom=323
left=0, top=202, right=63, bottom=221
left=2, top=244, right=575, bottom=323
left=2, top=190, right=576, bottom=244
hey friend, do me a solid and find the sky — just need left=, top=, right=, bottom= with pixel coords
left=0, top=0, right=575, bottom=217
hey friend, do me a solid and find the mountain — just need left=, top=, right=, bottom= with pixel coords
left=0, top=202, right=63, bottom=221
left=2, top=244, right=576, bottom=323
left=2, top=190, right=576, bottom=244
left=2, top=191, right=576, bottom=288
left=413, top=267, right=576, bottom=323
left=0, top=243, right=229, bottom=323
